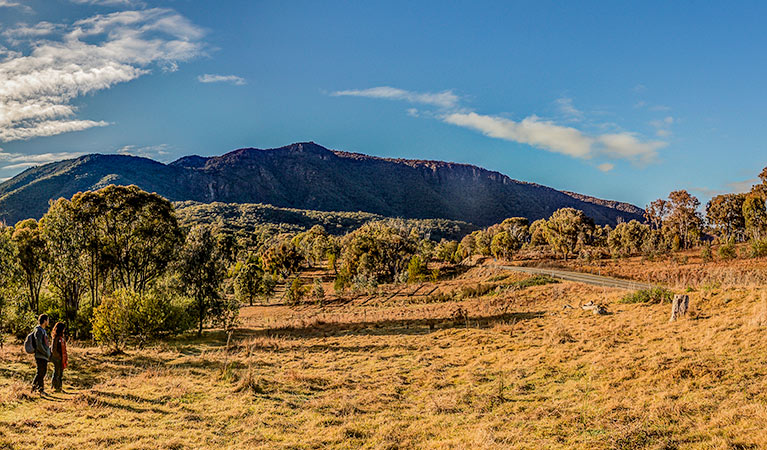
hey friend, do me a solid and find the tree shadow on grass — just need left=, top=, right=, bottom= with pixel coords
left=233, top=311, right=546, bottom=340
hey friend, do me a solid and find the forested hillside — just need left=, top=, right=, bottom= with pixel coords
left=0, top=142, right=644, bottom=226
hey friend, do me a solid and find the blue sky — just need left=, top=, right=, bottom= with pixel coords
left=0, top=0, right=765, bottom=208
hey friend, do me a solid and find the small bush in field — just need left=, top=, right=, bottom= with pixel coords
left=718, top=241, right=737, bottom=260
left=287, top=277, right=308, bottom=305
left=701, top=243, right=713, bottom=263
left=750, top=239, right=767, bottom=258
left=311, top=279, right=325, bottom=304
left=620, top=287, right=673, bottom=304
left=92, top=289, right=134, bottom=352
left=459, top=283, right=496, bottom=298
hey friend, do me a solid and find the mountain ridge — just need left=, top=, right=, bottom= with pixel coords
left=0, top=142, right=644, bottom=226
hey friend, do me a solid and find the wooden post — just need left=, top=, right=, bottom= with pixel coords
left=669, top=294, right=689, bottom=322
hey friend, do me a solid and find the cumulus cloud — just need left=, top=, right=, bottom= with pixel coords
left=197, top=74, right=246, bottom=86
left=0, top=8, right=205, bottom=143
left=332, top=86, right=460, bottom=109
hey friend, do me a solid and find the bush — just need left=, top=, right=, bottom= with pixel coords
left=287, top=277, right=307, bottom=305
left=750, top=239, right=767, bottom=258
left=620, top=287, right=674, bottom=304
left=407, top=255, right=427, bottom=283
left=93, top=289, right=193, bottom=351
left=92, top=289, right=134, bottom=352
left=5, top=302, right=36, bottom=341
left=718, top=241, right=737, bottom=260
left=701, top=243, right=713, bottom=263
left=459, top=283, right=496, bottom=299
left=311, top=279, right=325, bottom=304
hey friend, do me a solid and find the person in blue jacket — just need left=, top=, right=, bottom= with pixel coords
left=31, top=314, right=51, bottom=394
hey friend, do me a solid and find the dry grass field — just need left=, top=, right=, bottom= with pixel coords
left=2, top=258, right=767, bottom=449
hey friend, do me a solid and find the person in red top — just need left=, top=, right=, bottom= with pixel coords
left=50, top=322, right=68, bottom=393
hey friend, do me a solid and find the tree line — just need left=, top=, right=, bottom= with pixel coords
left=0, top=167, right=764, bottom=349
left=453, top=167, right=767, bottom=262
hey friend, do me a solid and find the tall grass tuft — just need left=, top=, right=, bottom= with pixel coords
left=619, top=287, right=674, bottom=304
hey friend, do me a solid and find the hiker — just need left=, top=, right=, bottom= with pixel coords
left=31, top=314, right=51, bottom=394
left=50, top=322, right=68, bottom=393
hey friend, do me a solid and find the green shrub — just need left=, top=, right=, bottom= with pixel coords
left=92, top=289, right=193, bottom=351
left=92, top=289, right=135, bottom=352
left=700, top=243, right=713, bottom=263
left=459, top=283, right=496, bottom=299
left=407, top=255, right=427, bottom=283
left=718, top=241, right=737, bottom=260
left=311, top=279, right=325, bottom=304
left=5, top=302, right=36, bottom=341
left=287, top=277, right=308, bottom=305
left=750, top=239, right=767, bottom=258
left=620, top=287, right=673, bottom=304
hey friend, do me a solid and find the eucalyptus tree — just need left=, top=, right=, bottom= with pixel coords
left=40, top=198, right=88, bottom=325
left=11, top=219, right=48, bottom=314
left=96, top=185, right=183, bottom=294
left=0, top=226, right=16, bottom=344
left=233, top=255, right=275, bottom=306
left=176, top=225, right=228, bottom=335
left=544, top=208, right=593, bottom=260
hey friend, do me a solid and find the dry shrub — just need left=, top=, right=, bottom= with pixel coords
left=670, top=359, right=726, bottom=381
left=233, top=368, right=267, bottom=395
left=0, top=380, right=32, bottom=404
left=548, top=324, right=576, bottom=344
left=609, top=422, right=675, bottom=450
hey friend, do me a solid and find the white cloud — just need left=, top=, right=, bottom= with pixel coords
left=2, top=22, right=64, bottom=40
left=333, top=85, right=668, bottom=165
left=70, top=0, right=146, bottom=7
left=596, top=133, right=665, bottom=164
left=0, top=8, right=205, bottom=142
left=597, top=163, right=614, bottom=172
left=332, top=86, right=459, bottom=109
left=444, top=112, right=665, bottom=164
left=444, top=112, right=594, bottom=159
left=650, top=116, right=674, bottom=138
left=555, top=97, right=583, bottom=121
left=116, top=143, right=171, bottom=160
left=0, top=0, right=33, bottom=13
left=197, top=74, right=246, bottom=86
left=0, top=150, right=85, bottom=170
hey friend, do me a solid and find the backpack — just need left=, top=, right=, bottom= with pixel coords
left=23, top=331, right=36, bottom=354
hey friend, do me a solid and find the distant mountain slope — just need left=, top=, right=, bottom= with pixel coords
left=174, top=201, right=477, bottom=241
left=0, top=142, right=644, bottom=226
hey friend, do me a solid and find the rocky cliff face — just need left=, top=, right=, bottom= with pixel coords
left=0, top=142, right=644, bottom=226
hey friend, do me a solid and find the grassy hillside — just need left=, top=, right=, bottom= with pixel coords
left=2, top=256, right=767, bottom=449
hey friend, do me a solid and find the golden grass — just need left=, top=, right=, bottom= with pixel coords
left=1, top=263, right=767, bottom=448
